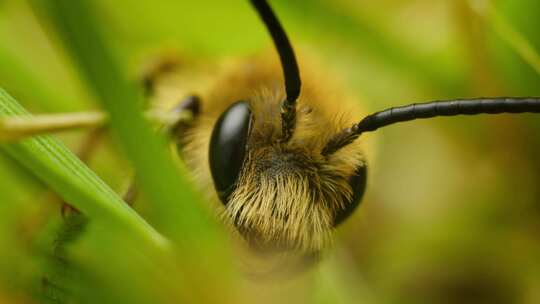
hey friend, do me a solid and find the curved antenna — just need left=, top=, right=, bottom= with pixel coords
left=322, top=97, right=540, bottom=156
left=250, top=0, right=301, bottom=142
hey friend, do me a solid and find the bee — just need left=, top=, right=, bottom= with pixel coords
left=2, top=0, right=539, bottom=270
left=146, top=2, right=370, bottom=258
left=142, top=0, right=540, bottom=262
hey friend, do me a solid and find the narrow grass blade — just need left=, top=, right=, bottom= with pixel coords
left=0, top=88, right=168, bottom=251
left=31, top=0, right=229, bottom=261
left=0, top=110, right=190, bottom=141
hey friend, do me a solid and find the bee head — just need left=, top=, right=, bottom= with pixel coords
left=203, top=0, right=367, bottom=254
left=209, top=90, right=367, bottom=253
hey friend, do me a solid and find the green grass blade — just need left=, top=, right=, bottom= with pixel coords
left=0, top=88, right=167, bottom=251
left=488, top=4, right=540, bottom=74
left=31, top=0, right=226, bottom=256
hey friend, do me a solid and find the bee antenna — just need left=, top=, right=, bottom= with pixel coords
left=250, top=0, right=301, bottom=142
left=322, top=97, right=540, bottom=156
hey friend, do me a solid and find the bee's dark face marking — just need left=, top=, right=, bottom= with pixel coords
left=209, top=101, right=253, bottom=204
left=258, top=149, right=316, bottom=177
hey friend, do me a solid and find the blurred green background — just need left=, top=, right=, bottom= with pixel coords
left=0, top=0, right=539, bottom=303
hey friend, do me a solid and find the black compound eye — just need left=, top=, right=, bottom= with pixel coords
left=209, top=101, right=253, bottom=205
left=333, top=165, right=367, bottom=226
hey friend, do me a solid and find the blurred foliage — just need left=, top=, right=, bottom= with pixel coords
left=0, top=0, right=539, bottom=303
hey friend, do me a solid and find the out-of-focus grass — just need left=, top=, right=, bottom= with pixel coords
left=0, top=0, right=539, bottom=303
left=31, top=0, right=225, bottom=249
left=0, top=89, right=164, bottom=248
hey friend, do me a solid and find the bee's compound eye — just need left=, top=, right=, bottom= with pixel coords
left=209, top=101, right=252, bottom=205
left=333, top=165, right=367, bottom=226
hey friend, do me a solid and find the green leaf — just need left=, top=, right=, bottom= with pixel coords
left=30, top=0, right=228, bottom=262
left=0, top=88, right=167, bottom=251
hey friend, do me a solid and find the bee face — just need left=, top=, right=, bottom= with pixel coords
left=160, top=2, right=370, bottom=256
left=204, top=83, right=368, bottom=253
